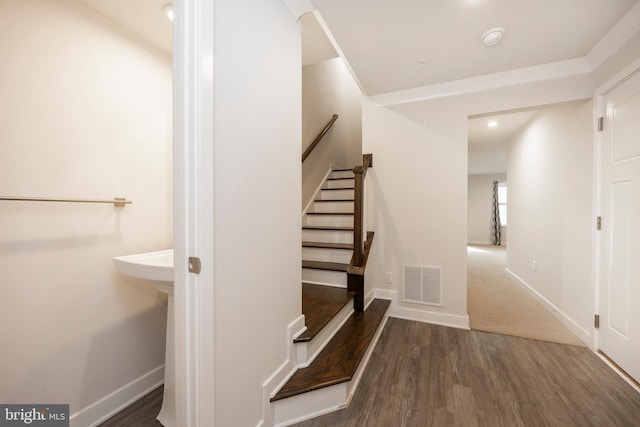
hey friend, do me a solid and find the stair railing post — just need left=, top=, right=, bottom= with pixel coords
left=353, top=166, right=365, bottom=267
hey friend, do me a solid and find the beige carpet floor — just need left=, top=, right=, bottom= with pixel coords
left=467, top=245, right=584, bottom=347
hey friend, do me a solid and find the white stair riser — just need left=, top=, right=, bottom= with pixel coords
left=302, top=247, right=352, bottom=264
left=302, top=229, right=353, bottom=244
left=318, top=189, right=354, bottom=200
left=272, top=383, right=347, bottom=427
left=305, top=215, right=354, bottom=228
left=295, top=302, right=354, bottom=366
left=312, top=201, right=354, bottom=213
left=302, top=269, right=347, bottom=287
left=325, top=179, right=355, bottom=189
left=331, top=170, right=354, bottom=179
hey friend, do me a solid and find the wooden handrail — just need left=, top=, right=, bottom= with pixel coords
left=301, top=114, right=339, bottom=162
left=352, top=154, right=373, bottom=267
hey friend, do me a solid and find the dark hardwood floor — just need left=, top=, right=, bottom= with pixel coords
left=98, top=386, right=163, bottom=427
left=294, top=318, right=640, bottom=426
left=98, top=318, right=640, bottom=427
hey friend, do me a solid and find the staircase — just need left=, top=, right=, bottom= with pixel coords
left=270, top=166, right=390, bottom=426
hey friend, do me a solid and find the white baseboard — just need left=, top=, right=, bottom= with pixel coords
left=70, top=365, right=164, bottom=427
left=258, top=314, right=306, bottom=427
left=374, top=288, right=470, bottom=330
left=364, top=289, right=375, bottom=310
left=467, top=240, right=491, bottom=245
left=505, top=268, right=591, bottom=345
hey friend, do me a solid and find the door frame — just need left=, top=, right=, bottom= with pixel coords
left=173, top=0, right=215, bottom=425
left=593, top=58, right=640, bottom=383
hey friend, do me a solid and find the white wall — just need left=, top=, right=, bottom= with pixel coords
left=506, top=101, right=594, bottom=338
left=362, top=74, right=594, bottom=328
left=302, top=57, right=362, bottom=208
left=468, top=174, right=506, bottom=245
left=468, top=143, right=508, bottom=175
left=362, top=97, right=469, bottom=323
left=213, top=0, right=301, bottom=425
left=0, top=0, right=172, bottom=419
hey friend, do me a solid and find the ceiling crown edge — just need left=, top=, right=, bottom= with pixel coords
left=370, top=58, right=593, bottom=107
left=281, top=0, right=314, bottom=21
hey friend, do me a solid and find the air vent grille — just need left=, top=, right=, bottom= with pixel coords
left=402, top=264, right=442, bottom=306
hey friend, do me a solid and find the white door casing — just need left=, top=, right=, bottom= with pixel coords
left=598, top=66, right=640, bottom=383
left=173, top=0, right=215, bottom=426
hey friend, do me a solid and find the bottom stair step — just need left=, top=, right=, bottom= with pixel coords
left=296, top=284, right=355, bottom=343
left=271, top=298, right=391, bottom=402
left=302, top=260, right=349, bottom=272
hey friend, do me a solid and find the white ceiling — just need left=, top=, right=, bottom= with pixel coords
left=467, top=109, right=537, bottom=174
left=468, top=110, right=538, bottom=147
left=312, top=0, right=639, bottom=95
left=77, top=0, right=171, bottom=54
left=74, top=0, right=638, bottom=95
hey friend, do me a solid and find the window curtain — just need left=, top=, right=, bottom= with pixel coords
left=491, top=180, right=501, bottom=245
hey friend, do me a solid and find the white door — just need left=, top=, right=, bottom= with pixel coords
left=599, top=68, right=640, bottom=382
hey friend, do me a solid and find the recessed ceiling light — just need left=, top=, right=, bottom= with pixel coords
left=417, top=58, right=427, bottom=66
left=481, top=27, right=504, bottom=47
left=163, top=4, right=174, bottom=22
left=487, top=121, right=498, bottom=128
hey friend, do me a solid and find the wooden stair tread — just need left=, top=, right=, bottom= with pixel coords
left=313, top=199, right=355, bottom=203
left=332, top=168, right=354, bottom=172
left=327, top=177, right=355, bottom=181
left=302, top=260, right=349, bottom=272
left=271, top=299, right=390, bottom=401
left=302, top=241, right=354, bottom=250
left=302, top=225, right=354, bottom=231
left=322, top=187, right=355, bottom=191
left=306, top=212, right=354, bottom=216
left=295, top=284, right=355, bottom=343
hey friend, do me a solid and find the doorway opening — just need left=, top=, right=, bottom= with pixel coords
left=466, top=105, right=588, bottom=346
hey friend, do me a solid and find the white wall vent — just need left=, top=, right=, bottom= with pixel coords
left=402, top=264, right=443, bottom=306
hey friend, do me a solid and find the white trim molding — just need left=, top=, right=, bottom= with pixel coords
left=258, top=315, right=306, bottom=427
left=70, top=366, right=164, bottom=427
left=173, top=0, right=215, bottom=426
left=371, top=58, right=593, bottom=107
left=505, top=268, right=591, bottom=345
left=592, top=58, right=640, bottom=356
left=374, top=288, right=470, bottom=330
left=587, top=2, right=640, bottom=70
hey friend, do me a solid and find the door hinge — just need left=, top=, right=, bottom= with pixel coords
left=594, top=314, right=600, bottom=329
left=188, top=257, right=201, bottom=274
left=597, top=117, right=604, bottom=132
left=597, top=216, right=602, bottom=230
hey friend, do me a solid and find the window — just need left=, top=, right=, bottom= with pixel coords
left=498, top=182, right=507, bottom=226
